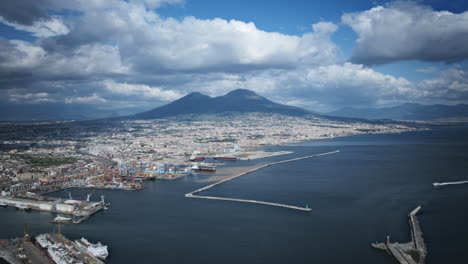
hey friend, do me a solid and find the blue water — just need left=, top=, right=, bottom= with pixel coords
left=1, top=125, right=468, bottom=263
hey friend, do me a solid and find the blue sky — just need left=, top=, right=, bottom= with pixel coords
left=0, top=0, right=467, bottom=120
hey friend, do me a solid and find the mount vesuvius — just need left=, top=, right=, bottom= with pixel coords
left=131, top=89, right=310, bottom=119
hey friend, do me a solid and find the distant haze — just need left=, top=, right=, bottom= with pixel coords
left=330, top=103, right=468, bottom=121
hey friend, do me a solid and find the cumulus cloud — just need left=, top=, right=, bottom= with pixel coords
left=0, top=0, right=467, bottom=119
left=242, top=63, right=416, bottom=109
left=0, top=40, right=128, bottom=81
left=65, top=93, right=107, bottom=104
left=0, top=16, right=69, bottom=37
left=0, top=0, right=182, bottom=25
left=103, top=81, right=182, bottom=101
left=9, top=91, right=56, bottom=103
left=342, top=1, right=468, bottom=65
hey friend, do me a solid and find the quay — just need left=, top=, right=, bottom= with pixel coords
left=371, top=206, right=427, bottom=264
left=185, top=150, right=340, bottom=212
left=0, top=194, right=105, bottom=224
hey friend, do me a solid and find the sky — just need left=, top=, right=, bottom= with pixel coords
left=0, top=0, right=468, bottom=120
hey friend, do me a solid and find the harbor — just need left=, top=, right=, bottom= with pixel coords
left=185, top=150, right=340, bottom=211
left=371, top=206, right=427, bottom=264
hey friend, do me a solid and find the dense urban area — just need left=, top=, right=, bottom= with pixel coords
left=0, top=114, right=419, bottom=196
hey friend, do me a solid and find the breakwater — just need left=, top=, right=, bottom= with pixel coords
left=371, top=206, right=427, bottom=264
left=185, top=150, right=340, bottom=211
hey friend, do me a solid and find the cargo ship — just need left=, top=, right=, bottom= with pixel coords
left=213, top=157, right=237, bottom=161
left=120, top=175, right=156, bottom=181
left=191, top=164, right=216, bottom=172
left=189, top=156, right=206, bottom=162
left=144, top=166, right=194, bottom=175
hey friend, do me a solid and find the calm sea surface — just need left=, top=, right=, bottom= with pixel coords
left=1, top=125, right=468, bottom=263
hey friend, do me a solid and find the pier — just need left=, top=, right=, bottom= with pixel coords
left=185, top=150, right=340, bottom=212
left=371, top=206, right=427, bottom=264
left=0, top=195, right=105, bottom=224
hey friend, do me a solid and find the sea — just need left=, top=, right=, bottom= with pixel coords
left=1, top=124, right=468, bottom=263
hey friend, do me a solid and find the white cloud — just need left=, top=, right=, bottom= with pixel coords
left=0, top=40, right=46, bottom=70
left=65, top=93, right=107, bottom=104
left=57, top=2, right=340, bottom=72
left=9, top=91, right=56, bottom=103
left=103, top=81, right=182, bottom=101
left=0, top=16, right=69, bottom=37
left=0, top=40, right=128, bottom=78
left=342, top=1, right=468, bottom=64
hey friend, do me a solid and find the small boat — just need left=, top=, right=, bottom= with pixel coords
left=16, top=204, right=31, bottom=211
left=0, top=202, right=7, bottom=207
left=53, top=215, right=72, bottom=223
left=75, top=237, right=109, bottom=260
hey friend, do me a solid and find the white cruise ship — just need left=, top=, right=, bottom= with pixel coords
left=75, top=237, right=109, bottom=260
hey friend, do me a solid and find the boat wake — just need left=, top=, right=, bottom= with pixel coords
left=433, top=180, right=468, bottom=187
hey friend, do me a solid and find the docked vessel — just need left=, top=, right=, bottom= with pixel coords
left=16, top=204, right=31, bottom=211
left=75, top=237, right=109, bottom=261
left=213, top=157, right=237, bottom=161
left=0, top=202, right=7, bottom=207
left=189, top=156, right=205, bottom=162
left=48, top=244, right=72, bottom=264
left=120, top=175, right=155, bottom=181
left=53, top=215, right=73, bottom=223
left=191, top=164, right=216, bottom=172
left=35, top=234, right=52, bottom=249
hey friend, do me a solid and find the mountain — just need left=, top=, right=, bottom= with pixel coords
left=329, top=103, right=468, bottom=121
left=132, top=89, right=310, bottom=119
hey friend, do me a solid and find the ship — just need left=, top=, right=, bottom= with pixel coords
left=52, top=215, right=73, bottom=223
left=120, top=175, right=156, bottom=181
left=191, top=164, right=216, bottom=172
left=213, top=156, right=237, bottom=161
left=47, top=244, right=72, bottom=264
left=16, top=204, right=31, bottom=211
left=189, top=156, right=206, bottom=162
left=75, top=237, right=109, bottom=261
left=0, top=202, right=7, bottom=207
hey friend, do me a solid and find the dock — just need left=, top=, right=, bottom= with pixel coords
left=185, top=150, right=340, bottom=212
left=0, top=195, right=105, bottom=224
left=371, top=206, right=427, bottom=264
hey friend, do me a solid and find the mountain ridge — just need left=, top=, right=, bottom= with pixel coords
left=132, top=89, right=310, bottom=119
